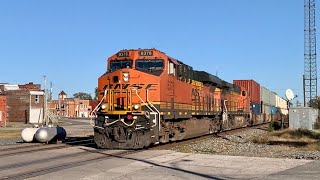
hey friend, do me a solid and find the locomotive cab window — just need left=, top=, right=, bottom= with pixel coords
left=168, top=61, right=176, bottom=76
left=135, top=59, right=164, bottom=71
left=109, top=60, right=132, bottom=72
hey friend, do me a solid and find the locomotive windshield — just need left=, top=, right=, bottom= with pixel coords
left=135, top=59, right=164, bottom=71
left=109, top=60, right=132, bottom=72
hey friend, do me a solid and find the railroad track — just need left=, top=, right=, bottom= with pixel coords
left=0, top=123, right=270, bottom=179
left=0, top=137, right=95, bottom=158
left=0, top=148, right=140, bottom=180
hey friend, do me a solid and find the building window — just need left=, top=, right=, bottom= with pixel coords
left=35, top=95, right=39, bottom=103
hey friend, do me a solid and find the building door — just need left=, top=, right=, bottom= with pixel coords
left=29, top=108, right=43, bottom=124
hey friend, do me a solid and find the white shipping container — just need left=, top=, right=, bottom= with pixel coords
left=280, top=108, right=288, bottom=115
left=270, top=92, right=276, bottom=106
left=260, top=86, right=271, bottom=105
left=261, top=104, right=271, bottom=115
left=276, top=95, right=287, bottom=109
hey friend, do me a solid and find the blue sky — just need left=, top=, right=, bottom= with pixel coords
left=0, top=0, right=307, bottom=103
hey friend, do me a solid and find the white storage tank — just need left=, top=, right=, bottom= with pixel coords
left=21, top=127, right=39, bottom=142
left=35, top=126, right=67, bottom=143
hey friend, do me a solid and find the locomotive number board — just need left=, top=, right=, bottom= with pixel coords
left=139, top=51, right=153, bottom=56
left=117, top=51, right=129, bottom=57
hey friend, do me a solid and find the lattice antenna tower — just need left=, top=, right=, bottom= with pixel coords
left=304, top=0, right=317, bottom=106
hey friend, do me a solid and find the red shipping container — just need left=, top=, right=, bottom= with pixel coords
left=233, top=80, right=260, bottom=103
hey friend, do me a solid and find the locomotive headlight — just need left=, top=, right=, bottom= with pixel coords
left=133, top=104, right=140, bottom=110
left=101, top=103, right=108, bottom=110
left=123, top=72, right=129, bottom=82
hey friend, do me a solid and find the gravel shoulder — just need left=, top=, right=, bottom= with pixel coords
left=163, top=126, right=320, bottom=160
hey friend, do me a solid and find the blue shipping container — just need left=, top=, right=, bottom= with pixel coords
left=270, top=106, right=277, bottom=115
left=251, top=102, right=261, bottom=115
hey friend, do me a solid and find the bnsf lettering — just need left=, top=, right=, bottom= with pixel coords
left=103, top=84, right=157, bottom=90
left=118, top=51, right=129, bottom=57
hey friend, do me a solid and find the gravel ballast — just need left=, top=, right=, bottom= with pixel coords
left=165, top=128, right=320, bottom=160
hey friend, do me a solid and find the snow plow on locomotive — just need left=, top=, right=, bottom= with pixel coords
left=93, top=49, right=287, bottom=149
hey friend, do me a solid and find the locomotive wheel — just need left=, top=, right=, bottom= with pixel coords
left=94, top=129, right=110, bottom=149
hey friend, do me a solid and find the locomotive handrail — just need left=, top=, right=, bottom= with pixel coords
left=90, top=89, right=108, bottom=127
left=104, top=119, right=136, bottom=127
left=146, top=89, right=161, bottom=131
left=132, top=88, right=154, bottom=113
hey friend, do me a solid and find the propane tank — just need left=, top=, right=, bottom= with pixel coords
left=34, top=126, right=67, bottom=143
left=21, top=127, right=39, bottom=142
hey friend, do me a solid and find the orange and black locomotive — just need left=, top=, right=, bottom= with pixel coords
left=93, top=49, right=255, bottom=149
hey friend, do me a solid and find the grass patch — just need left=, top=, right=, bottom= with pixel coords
left=251, top=128, right=320, bottom=150
left=251, top=135, right=270, bottom=144
left=271, top=129, right=320, bottom=140
left=0, top=129, right=21, bottom=138
left=305, top=142, right=320, bottom=151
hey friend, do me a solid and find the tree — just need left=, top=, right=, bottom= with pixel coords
left=73, top=92, right=92, bottom=100
left=94, top=87, right=98, bottom=100
left=308, top=97, right=320, bottom=109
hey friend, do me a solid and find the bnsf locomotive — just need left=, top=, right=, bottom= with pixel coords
left=93, top=49, right=285, bottom=149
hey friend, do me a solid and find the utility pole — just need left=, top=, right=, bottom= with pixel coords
left=49, top=82, right=53, bottom=101
left=304, top=0, right=317, bottom=106
left=43, top=75, right=47, bottom=125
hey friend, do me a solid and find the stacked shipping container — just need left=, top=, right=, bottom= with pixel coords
left=233, top=80, right=288, bottom=116
left=233, top=80, right=260, bottom=103
left=276, top=95, right=288, bottom=115
left=233, top=80, right=261, bottom=115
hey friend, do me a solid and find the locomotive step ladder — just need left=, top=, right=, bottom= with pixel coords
left=149, top=112, right=160, bottom=143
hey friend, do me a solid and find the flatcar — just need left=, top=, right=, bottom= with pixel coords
left=92, top=49, right=286, bottom=149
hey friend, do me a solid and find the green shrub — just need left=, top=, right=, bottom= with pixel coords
left=268, top=121, right=282, bottom=132
left=314, top=121, right=320, bottom=130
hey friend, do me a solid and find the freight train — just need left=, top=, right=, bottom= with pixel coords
left=92, top=49, right=288, bottom=149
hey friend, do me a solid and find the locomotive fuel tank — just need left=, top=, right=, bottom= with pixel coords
left=35, top=126, right=67, bottom=143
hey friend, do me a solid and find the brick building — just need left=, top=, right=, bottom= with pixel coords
left=48, top=91, right=92, bottom=118
left=0, top=83, right=44, bottom=124
left=0, top=95, right=6, bottom=126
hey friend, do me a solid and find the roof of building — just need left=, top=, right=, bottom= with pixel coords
left=59, top=90, right=67, bottom=95
left=19, top=82, right=41, bottom=91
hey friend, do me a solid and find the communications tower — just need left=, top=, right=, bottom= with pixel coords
left=304, top=0, right=317, bottom=106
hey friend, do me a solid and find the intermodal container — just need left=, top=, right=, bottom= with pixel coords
left=280, top=109, right=289, bottom=115
left=270, top=106, right=277, bottom=115
left=270, top=92, right=277, bottom=106
left=233, top=80, right=260, bottom=103
left=276, top=95, right=287, bottom=109
left=261, top=103, right=271, bottom=115
left=260, top=86, right=271, bottom=105
left=251, top=102, right=261, bottom=115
